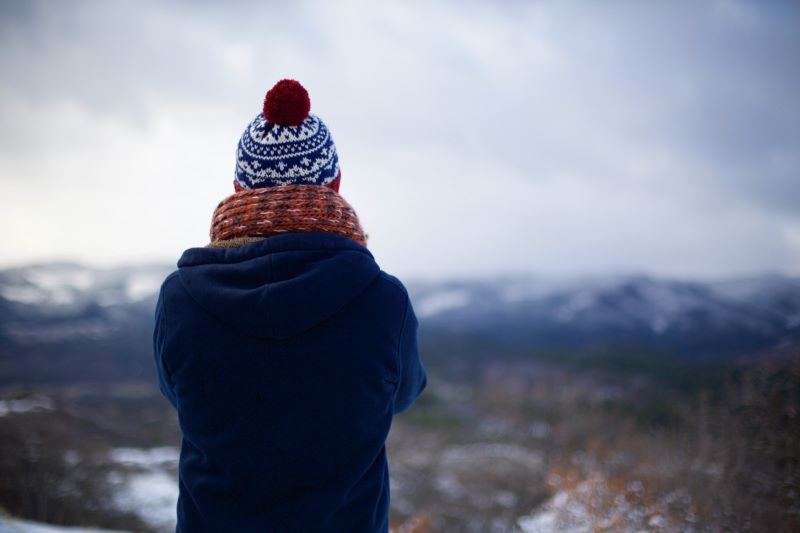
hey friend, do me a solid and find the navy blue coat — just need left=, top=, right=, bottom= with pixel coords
left=152, top=231, right=427, bottom=532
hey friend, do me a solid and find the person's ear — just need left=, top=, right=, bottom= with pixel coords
left=233, top=180, right=244, bottom=192
left=327, top=171, right=341, bottom=193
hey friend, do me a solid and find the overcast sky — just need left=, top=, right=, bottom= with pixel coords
left=1, top=0, right=798, bottom=280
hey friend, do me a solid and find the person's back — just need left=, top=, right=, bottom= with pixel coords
left=153, top=80, right=427, bottom=532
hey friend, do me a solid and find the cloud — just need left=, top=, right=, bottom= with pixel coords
left=0, top=0, right=798, bottom=279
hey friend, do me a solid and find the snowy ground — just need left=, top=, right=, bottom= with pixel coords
left=0, top=396, right=53, bottom=417
left=0, top=516, right=130, bottom=533
left=0, top=445, right=179, bottom=533
left=3, top=354, right=775, bottom=532
left=105, top=447, right=179, bottom=533
left=515, top=471, right=694, bottom=533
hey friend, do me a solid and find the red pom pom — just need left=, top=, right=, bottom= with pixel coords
left=262, top=79, right=311, bottom=126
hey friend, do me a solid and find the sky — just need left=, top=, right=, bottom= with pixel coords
left=0, top=0, right=798, bottom=281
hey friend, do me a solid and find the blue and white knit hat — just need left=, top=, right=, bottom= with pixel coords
left=234, top=79, right=341, bottom=189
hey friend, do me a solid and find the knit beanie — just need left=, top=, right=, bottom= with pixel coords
left=234, top=79, right=341, bottom=190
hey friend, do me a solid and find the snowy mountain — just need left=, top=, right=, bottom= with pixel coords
left=0, top=262, right=171, bottom=344
left=1, top=263, right=799, bottom=360
left=408, top=273, right=800, bottom=357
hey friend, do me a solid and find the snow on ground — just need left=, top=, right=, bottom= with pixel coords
left=516, top=471, right=691, bottom=532
left=108, top=471, right=177, bottom=533
left=108, top=447, right=179, bottom=468
left=106, top=447, right=179, bottom=533
left=0, top=396, right=53, bottom=417
left=0, top=516, right=130, bottom=533
left=0, top=447, right=181, bottom=533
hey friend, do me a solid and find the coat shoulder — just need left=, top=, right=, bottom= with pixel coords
left=372, top=271, right=413, bottom=313
left=159, top=270, right=181, bottom=297
left=157, top=270, right=193, bottom=315
left=376, top=271, right=410, bottom=298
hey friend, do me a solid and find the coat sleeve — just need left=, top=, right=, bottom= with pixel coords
left=392, top=295, right=427, bottom=415
left=153, top=284, right=178, bottom=409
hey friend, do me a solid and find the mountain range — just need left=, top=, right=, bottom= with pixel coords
left=408, top=273, right=800, bottom=357
left=1, top=262, right=798, bottom=379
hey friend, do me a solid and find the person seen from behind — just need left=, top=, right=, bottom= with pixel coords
left=152, top=79, right=428, bottom=532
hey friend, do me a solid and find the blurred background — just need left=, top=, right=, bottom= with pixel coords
left=1, top=0, right=799, bottom=531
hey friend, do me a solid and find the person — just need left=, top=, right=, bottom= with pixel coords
left=152, top=79, right=427, bottom=533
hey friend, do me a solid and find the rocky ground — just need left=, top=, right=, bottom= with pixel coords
left=1, top=352, right=798, bottom=532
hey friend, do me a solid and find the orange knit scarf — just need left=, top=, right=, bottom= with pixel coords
left=209, top=185, right=368, bottom=247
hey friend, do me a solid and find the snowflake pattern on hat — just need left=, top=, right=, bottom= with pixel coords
left=234, top=112, right=340, bottom=188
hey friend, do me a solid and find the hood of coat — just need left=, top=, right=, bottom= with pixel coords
left=176, top=232, right=381, bottom=340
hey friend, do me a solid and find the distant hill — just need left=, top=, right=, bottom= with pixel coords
left=409, top=273, right=800, bottom=358
left=0, top=263, right=798, bottom=385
